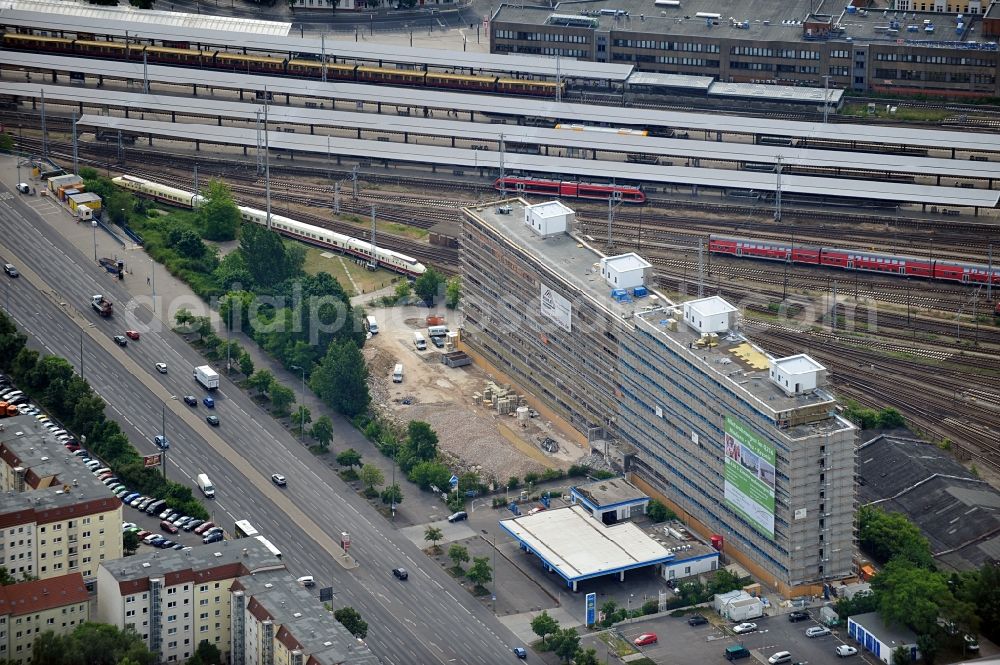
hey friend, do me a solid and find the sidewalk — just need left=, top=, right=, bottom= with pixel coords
left=0, top=154, right=448, bottom=529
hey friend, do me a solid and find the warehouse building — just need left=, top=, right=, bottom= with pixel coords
left=460, top=200, right=857, bottom=594
left=491, top=0, right=1000, bottom=98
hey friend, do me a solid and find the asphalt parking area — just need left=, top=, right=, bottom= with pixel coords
left=604, top=612, right=879, bottom=664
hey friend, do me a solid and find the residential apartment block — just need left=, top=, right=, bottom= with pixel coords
left=460, top=200, right=857, bottom=594
left=0, top=417, right=123, bottom=585
left=491, top=0, right=1000, bottom=97
left=97, top=539, right=378, bottom=665
left=0, top=572, right=90, bottom=664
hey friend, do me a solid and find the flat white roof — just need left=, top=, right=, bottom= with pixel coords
left=685, top=295, right=738, bottom=317
left=527, top=201, right=574, bottom=218
left=603, top=252, right=651, bottom=273
left=499, top=505, right=673, bottom=581
left=773, top=354, right=825, bottom=374
left=2, top=0, right=292, bottom=35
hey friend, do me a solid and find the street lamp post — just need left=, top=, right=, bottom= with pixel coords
left=160, top=396, right=177, bottom=480
left=91, top=220, right=98, bottom=262
left=290, top=365, right=305, bottom=441
left=492, top=534, right=498, bottom=614
left=150, top=257, right=156, bottom=313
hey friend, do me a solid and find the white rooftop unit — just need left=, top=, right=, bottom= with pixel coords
left=682, top=296, right=737, bottom=334
left=769, top=354, right=826, bottom=396
left=524, top=200, right=575, bottom=238
left=600, top=252, right=651, bottom=290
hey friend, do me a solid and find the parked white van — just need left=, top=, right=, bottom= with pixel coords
left=392, top=364, right=404, bottom=383
left=366, top=315, right=379, bottom=334
left=413, top=332, right=426, bottom=350
left=427, top=325, right=447, bottom=337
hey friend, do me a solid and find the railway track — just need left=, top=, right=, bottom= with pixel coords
left=744, top=320, right=1000, bottom=473
left=14, top=123, right=1000, bottom=470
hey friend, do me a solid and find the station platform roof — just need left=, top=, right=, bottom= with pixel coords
left=499, top=505, right=675, bottom=587
left=7, top=52, right=998, bottom=154
left=0, top=0, right=291, bottom=34
left=16, top=82, right=999, bottom=180
left=0, top=7, right=632, bottom=81
left=75, top=115, right=1000, bottom=207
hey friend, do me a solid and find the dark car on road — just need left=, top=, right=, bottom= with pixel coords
left=688, top=614, right=709, bottom=626
left=183, top=395, right=197, bottom=407
left=4, top=264, right=19, bottom=278
left=206, top=415, right=220, bottom=426
left=392, top=567, right=408, bottom=580
left=113, top=335, right=128, bottom=347
left=788, top=611, right=811, bottom=622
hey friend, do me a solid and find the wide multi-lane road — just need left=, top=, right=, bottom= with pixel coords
left=0, top=187, right=518, bottom=664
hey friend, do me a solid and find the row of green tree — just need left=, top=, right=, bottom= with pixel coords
left=842, top=400, right=906, bottom=430
left=529, top=612, right=600, bottom=664
left=0, top=312, right=208, bottom=533
left=22, top=623, right=223, bottom=665
left=86, top=170, right=374, bottom=425
left=842, top=505, right=1000, bottom=663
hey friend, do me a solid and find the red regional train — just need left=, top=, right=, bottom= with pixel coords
left=709, top=235, right=1000, bottom=286
left=493, top=177, right=646, bottom=203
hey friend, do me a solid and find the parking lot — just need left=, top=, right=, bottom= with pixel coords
left=584, top=611, right=879, bottom=665
left=121, top=498, right=221, bottom=551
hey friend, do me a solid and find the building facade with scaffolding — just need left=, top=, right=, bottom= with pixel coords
left=460, top=199, right=857, bottom=595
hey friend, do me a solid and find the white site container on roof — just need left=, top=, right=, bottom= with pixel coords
left=682, top=295, right=738, bottom=334
left=600, top=253, right=651, bottom=290
left=769, top=354, right=826, bottom=396
left=524, top=200, right=575, bottom=238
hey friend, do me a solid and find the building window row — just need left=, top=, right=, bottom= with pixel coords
left=655, top=56, right=718, bottom=67
left=875, top=52, right=994, bottom=66
left=730, top=47, right=820, bottom=59
left=731, top=60, right=774, bottom=71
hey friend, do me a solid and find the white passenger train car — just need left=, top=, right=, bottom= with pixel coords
left=112, top=175, right=426, bottom=277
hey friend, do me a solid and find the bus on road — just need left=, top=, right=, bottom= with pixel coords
left=234, top=520, right=259, bottom=539
left=255, top=536, right=282, bottom=559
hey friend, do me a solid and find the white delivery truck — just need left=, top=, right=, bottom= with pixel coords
left=193, top=365, right=220, bottom=390
left=392, top=363, right=404, bottom=383
left=197, top=473, right=215, bottom=498
left=366, top=315, right=379, bottom=334
left=413, top=332, right=426, bottom=350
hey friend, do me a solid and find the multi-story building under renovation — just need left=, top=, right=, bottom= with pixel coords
left=460, top=200, right=857, bottom=594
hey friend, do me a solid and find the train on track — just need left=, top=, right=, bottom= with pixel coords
left=112, top=175, right=426, bottom=277
left=709, top=234, right=1000, bottom=286
left=554, top=124, right=650, bottom=137
left=493, top=177, right=646, bottom=204
left=1, top=33, right=563, bottom=98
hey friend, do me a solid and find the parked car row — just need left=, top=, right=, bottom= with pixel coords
left=119, top=492, right=224, bottom=546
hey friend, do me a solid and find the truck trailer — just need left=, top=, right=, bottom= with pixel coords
left=91, top=294, right=113, bottom=317
left=193, top=365, right=220, bottom=391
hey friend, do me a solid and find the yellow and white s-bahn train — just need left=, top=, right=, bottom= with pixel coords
left=112, top=175, right=426, bottom=277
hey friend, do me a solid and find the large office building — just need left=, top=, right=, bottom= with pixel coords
left=460, top=200, right=857, bottom=594
left=96, top=539, right=379, bottom=665
left=491, top=0, right=1000, bottom=97
left=0, top=572, right=90, bottom=664
left=0, top=416, right=123, bottom=586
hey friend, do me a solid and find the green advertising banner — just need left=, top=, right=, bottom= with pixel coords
left=723, top=415, right=776, bottom=539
